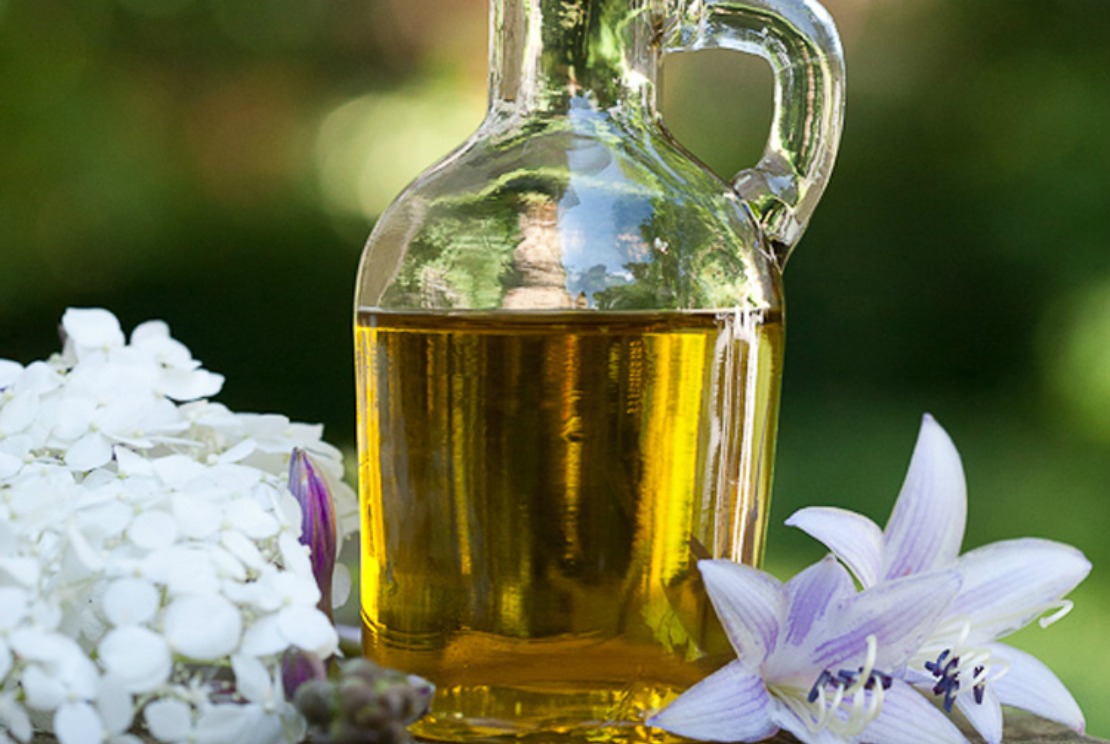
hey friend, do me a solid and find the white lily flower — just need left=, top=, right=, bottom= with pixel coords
left=649, top=557, right=967, bottom=743
left=787, top=415, right=1091, bottom=743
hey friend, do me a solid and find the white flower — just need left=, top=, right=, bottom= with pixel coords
left=788, top=416, right=1090, bottom=743
left=0, top=308, right=358, bottom=744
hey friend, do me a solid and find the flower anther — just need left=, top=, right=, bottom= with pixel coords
left=795, top=635, right=891, bottom=737
left=918, top=621, right=1009, bottom=713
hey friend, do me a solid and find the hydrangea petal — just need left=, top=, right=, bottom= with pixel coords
left=0, top=694, right=32, bottom=743
left=22, top=665, right=65, bottom=710
left=882, top=415, right=967, bottom=580
left=64, top=432, right=113, bottom=471
left=647, top=660, right=776, bottom=742
left=62, top=308, right=125, bottom=350
left=988, top=642, right=1085, bottom=732
left=955, top=685, right=1002, bottom=744
left=224, top=499, right=279, bottom=540
left=0, top=638, right=11, bottom=680
left=103, top=578, right=160, bottom=627
left=863, top=678, right=970, bottom=744
left=113, top=446, right=154, bottom=478
left=0, top=451, right=21, bottom=479
left=96, top=675, right=135, bottom=735
left=0, top=360, right=22, bottom=389
left=164, top=595, right=242, bottom=660
left=0, top=392, right=38, bottom=436
left=144, top=699, right=192, bottom=742
left=278, top=605, right=338, bottom=658
left=194, top=704, right=252, bottom=743
left=54, top=702, right=102, bottom=744
left=128, top=511, right=179, bottom=551
left=331, top=563, right=352, bottom=608
left=231, top=655, right=274, bottom=705
left=172, top=495, right=222, bottom=539
left=698, top=560, right=783, bottom=665
left=221, top=529, right=266, bottom=571
left=239, top=614, right=287, bottom=657
left=951, top=538, right=1091, bottom=643
left=98, top=627, right=172, bottom=693
left=9, top=629, right=78, bottom=663
left=278, top=531, right=312, bottom=577
left=160, top=368, right=224, bottom=402
left=785, top=507, right=883, bottom=589
left=0, top=558, right=41, bottom=587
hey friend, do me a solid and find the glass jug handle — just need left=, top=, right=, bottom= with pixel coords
left=673, top=0, right=846, bottom=266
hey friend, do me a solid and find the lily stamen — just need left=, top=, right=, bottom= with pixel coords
left=1038, top=600, right=1074, bottom=629
left=801, top=635, right=890, bottom=736
left=923, top=625, right=1011, bottom=712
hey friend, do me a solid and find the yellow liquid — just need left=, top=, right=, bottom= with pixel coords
left=355, top=310, right=783, bottom=743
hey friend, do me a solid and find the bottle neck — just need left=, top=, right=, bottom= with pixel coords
left=489, top=0, right=661, bottom=115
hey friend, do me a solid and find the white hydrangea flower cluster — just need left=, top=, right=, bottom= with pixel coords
left=0, top=309, right=358, bottom=744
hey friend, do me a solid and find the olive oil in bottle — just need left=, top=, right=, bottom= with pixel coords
left=355, top=308, right=782, bottom=742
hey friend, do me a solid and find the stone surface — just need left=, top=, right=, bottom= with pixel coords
left=756, top=714, right=1104, bottom=743
left=28, top=714, right=1108, bottom=743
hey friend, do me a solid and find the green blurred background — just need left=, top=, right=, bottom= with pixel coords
left=1, top=0, right=1107, bottom=736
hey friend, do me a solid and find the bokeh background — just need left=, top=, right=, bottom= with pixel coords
left=2, top=0, right=1108, bottom=736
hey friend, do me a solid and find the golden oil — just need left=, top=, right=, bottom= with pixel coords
left=355, top=309, right=783, bottom=742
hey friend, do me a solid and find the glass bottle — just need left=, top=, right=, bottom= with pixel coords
left=354, top=0, right=843, bottom=740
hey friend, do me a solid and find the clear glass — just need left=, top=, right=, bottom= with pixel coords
left=354, top=0, right=844, bottom=741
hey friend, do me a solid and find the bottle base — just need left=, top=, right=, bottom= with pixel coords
left=412, top=682, right=694, bottom=743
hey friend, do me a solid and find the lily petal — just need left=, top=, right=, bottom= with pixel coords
left=647, top=660, right=776, bottom=743
left=698, top=560, right=783, bottom=666
left=781, top=556, right=856, bottom=649
left=785, top=507, right=884, bottom=589
left=766, top=700, right=844, bottom=744
left=806, top=571, right=961, bottom=674
left=882, top=415, right=967, bottom=580
left=988, top=642, right=1085, bottom=733
left=955, top=685, right=1002, bottom=744
left=950, top=539, right=1091, bottom=644
left=864, top=678, right=970, bottom=744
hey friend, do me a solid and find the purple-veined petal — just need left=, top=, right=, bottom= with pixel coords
left=882, top=415, right=967, bottom=580
left=805, top=571, right=960, bottom=674
left=698, top=560, right=783, bottom=666
left=288, top=449, right=337, bottom=619
left=781, top=555, right=856, bottom=649
left=786, top=507, right=884, bottom=589
left=950, top=538, right=1090, bottom=644
left=955, top=685, right=1002, bottom=744
left=988, top=642, right=1085, bottom=733
left=864, top=678, right=970, bottom=744
left=766, top=699, right=843, bottom=744
left=647, top=660, right=776, bottom=743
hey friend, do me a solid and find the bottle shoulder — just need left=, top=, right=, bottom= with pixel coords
left=358, top=111, right=781, bottom=313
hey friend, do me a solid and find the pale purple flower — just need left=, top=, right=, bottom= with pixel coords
left=648, top=557, right=966, bottom=744
left=787, top=415, right=1091, bottom=743
left=288, top=448, right=338, bottom=619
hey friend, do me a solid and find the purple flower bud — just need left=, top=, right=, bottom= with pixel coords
left=282, top=647, right=329, bottom=701
left=288, top=448, right=338, bottom=619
